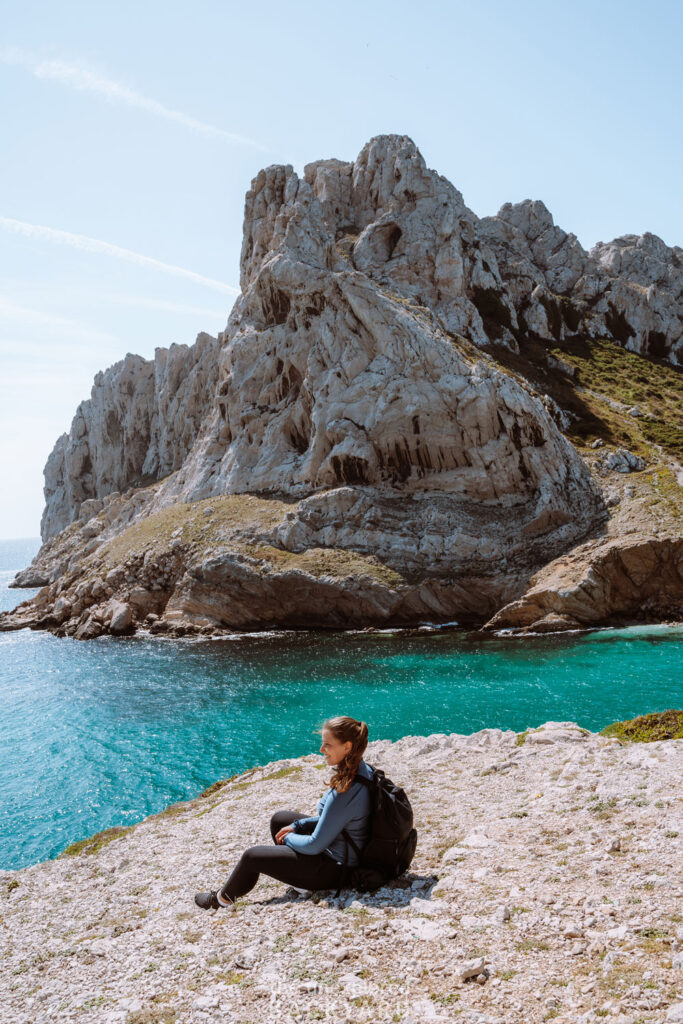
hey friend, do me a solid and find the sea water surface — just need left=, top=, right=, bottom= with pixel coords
left=1, top=537, right=681, bottom=871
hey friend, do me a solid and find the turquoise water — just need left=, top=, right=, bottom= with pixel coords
left=1, top=537, right=681, bottom=871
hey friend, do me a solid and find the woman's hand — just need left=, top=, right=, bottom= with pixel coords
left=275, top=826, right=294, bottom=844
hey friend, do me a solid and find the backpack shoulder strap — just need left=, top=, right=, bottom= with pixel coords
left=341, top=827, right=362, bottom=863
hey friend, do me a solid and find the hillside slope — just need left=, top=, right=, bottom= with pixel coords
left=2, top=719, right=682, bottom=1023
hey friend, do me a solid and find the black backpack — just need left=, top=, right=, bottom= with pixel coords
left=336, top=764, right=417, bottom=895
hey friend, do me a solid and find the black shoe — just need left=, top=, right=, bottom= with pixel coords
left=194, top=890, right=220, bottom=910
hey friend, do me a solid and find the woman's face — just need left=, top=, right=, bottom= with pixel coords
left=320, top=727, right=352, bottom=766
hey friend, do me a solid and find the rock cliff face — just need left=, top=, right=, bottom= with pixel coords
left=40, top=333, right=219, bottom=540
left=479, top=205, right=682, bottom=363
left=4, top=135, right=682, bottom=637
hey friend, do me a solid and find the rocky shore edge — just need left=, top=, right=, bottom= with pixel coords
left=2, top=712, right=682, bottom=1024
left=2, top=457, right=681, bottom=641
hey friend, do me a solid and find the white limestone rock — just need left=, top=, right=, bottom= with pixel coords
left=9, top=133, right=683, bottom=636
left=1, top=722, right=682, bottom=1022
left=40, top=334, right=220, bottom=541
left=36, top=134, right=681, bottom=555
left=604, top=448, right=646, bottom=473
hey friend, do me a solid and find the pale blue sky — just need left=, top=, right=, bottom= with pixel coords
left=1, top=0, right=681, bottom=538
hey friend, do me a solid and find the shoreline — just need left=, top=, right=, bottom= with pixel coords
left=3, top=581, right=683, bottom=643
left=4, top=710, right=681, bottom=876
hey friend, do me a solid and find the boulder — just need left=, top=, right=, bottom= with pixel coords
left=108, top=601, right=133, bottom=635
left=605, top=448, right=646, bottom=473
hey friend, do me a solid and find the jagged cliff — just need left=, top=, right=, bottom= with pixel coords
left=4, top=135, right=682, bottom=638
left=40, top=333, right=220, bottom=540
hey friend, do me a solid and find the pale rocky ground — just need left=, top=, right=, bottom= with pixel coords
left=2, top=722, right=682, bottom=1024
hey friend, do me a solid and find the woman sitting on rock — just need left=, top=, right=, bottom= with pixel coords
left=194, top=716, right=372, bottom=909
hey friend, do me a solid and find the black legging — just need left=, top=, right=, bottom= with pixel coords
left=219, top=810, right=346, bottom=902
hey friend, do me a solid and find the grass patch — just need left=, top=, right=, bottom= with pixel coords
left=589, top=796, right=619, bottom=815
left=59, top=824, right=134, bottom=858
left=430, top=992, right=460, bottom=1005
left=197, top=768, right=259, bottom=799
left=515, top=937, right=550, bottom=952
left=553, top=337, right=683, bottom=457
left=80, top=996, right=110, bottom=1009
left=152, top=802, right=189, bottom=820
left=599, top=709, right=683, bottom=743
left=198, top=778, right=230, bottom=798
left=640, top=466, right=682, bottom=522
left=637, top=932, right=669, bottom=953
left=100, top=493, right=288, bottom=568
left=98, top=492, right=403, bottom=589
left=484, top=333, right=683, bottom=460
left=216, top=970, right=246, bottom=985
left=261, top=765, right=303, bottom=782
left=242, top=541, right=403, bottom=587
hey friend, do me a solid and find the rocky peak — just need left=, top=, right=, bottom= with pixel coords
left=4, top=135, right=679, bottom=642
left=590, top=230, right=683, bottom=291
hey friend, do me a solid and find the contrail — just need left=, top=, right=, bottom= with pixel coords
left=0, top=47, right=267, bottom=151
left=0, top=216, right=241, bottom=297
left=0, top=295, right=118, bottom=342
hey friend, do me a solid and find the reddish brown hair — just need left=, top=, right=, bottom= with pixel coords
left=318, top=716, right=369, bottom=793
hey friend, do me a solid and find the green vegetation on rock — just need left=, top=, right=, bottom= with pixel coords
left=96, top=492, right=403, bottom=588
left=60, top=824, right=134, bottom=857
left=261, top=765, right=303, bottom=782
left=486, top=334, right=683, bottom=461
left=552, top=337, right=683, bottom=460
left=100, top=494, right=288, bottom=568
left=599, top=709, right=683, bottom=743
left=243, top=542, right=403, bottom=586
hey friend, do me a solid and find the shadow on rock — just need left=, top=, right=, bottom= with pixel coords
left=257, top=871, right=440, bottom=910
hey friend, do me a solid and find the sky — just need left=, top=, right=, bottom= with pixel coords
left=1, top=0, right=681, bottom=538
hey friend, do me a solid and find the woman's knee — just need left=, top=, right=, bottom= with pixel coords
left=270, top=809, right=298, bottom=839
left=240, top=845, right=261, bottom=864
left=270, top=812, right=284, bottom=839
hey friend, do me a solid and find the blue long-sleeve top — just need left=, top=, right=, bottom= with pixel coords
left=284, top=759, right=373, bottom=865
